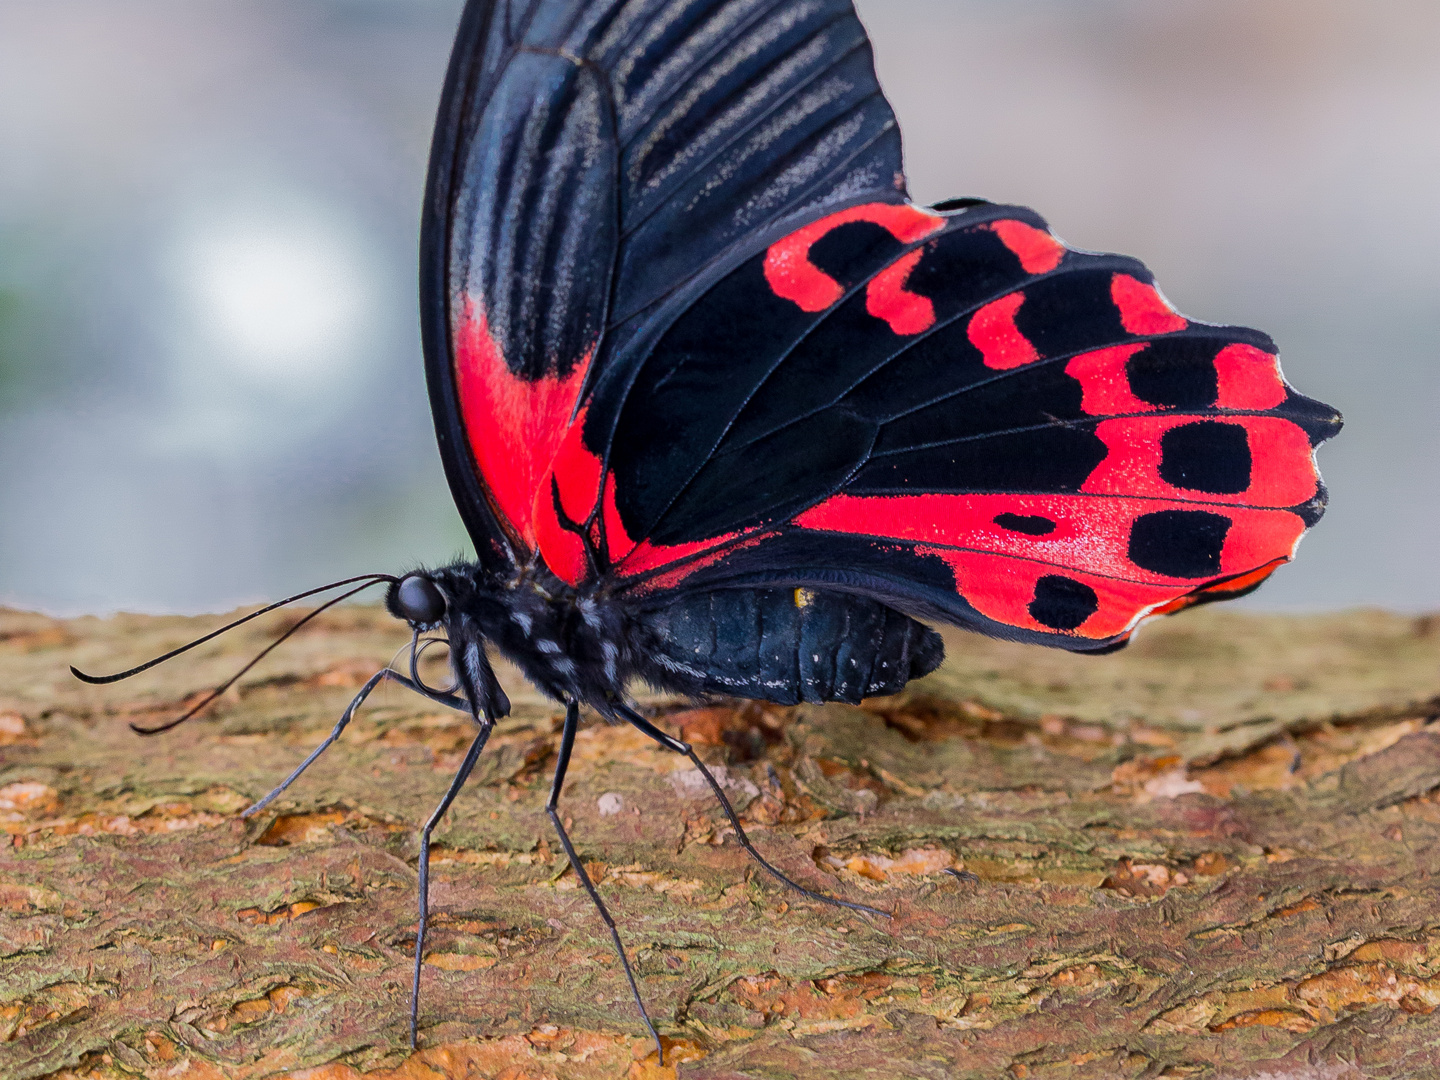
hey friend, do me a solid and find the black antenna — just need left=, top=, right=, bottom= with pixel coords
left=71, top=574, right=395, bottom=685
left=69, top=574, right=396, bottom=736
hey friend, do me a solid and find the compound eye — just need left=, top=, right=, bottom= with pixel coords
left=397, top=575, right=446, bottom=625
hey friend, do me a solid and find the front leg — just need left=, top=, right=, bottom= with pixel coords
left=242, top=666, right=468, bottom=818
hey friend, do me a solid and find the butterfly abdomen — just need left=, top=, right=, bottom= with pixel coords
left=636, top=587, right=942, bottom=706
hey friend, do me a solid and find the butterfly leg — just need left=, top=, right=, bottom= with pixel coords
left=241, top=667, right=468, bottom=819
left=548, top=700, right=663, bottom=1064
left=410, top=720, right=493, bottom=1048
left=614, top=703, right=890, bottom=920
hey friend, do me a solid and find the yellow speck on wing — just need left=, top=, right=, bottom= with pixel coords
left=794, top=588, right=815, bottom=609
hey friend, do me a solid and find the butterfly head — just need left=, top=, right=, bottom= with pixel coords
left=385, top=567, right=512, bottom=723
left=388, top=573, right=448, bottom=629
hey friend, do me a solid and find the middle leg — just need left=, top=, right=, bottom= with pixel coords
left=547, top=701, right=663, bottom=1063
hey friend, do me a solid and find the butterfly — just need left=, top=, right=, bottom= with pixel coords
left=76, top=0, right=1340, bottom=1061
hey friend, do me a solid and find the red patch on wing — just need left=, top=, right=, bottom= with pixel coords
left=618, top=531, right=776, bottom=594
left=1082, top=416, right=1319, bottom=507
left=989, top=220, right=1065, bottom=274
left=620, top=534, right=743, bottom=578
left=794, top=492, right=1304, bottom=587
left=1214, top=344, right=1288, bottom=410
left=453, top=303, right=589, bottom=549
left=866, top=249, right=935, bottom=335
left=968, top=292, right=1040, bottom=370
left=1112, top=274, right=1187, bottom=336
left=924, top=550, right=1180, bottom=638
left=531, top=415, right=604, bottom=586
left=764, top=203, right=945, bottom=313
left=1065, top=345, right=1153, bottom=416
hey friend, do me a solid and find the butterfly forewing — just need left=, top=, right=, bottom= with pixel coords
left=422, top=0, right=906, bottom=570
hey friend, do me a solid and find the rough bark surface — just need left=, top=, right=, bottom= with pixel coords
left=2, top=604, right=1439, bottom=1080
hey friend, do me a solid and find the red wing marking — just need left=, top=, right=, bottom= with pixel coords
left=968, top=292, right=1040, bottom=370
left=763, top=203, right=945, bottom=313
left=793, top=492, right=1305, bottom=587
left=531, top=412, right=604, bottom=586
left=988, top=219, right=1065, bottom=274
left=1065, top=345, right=1153, bottom=416
left=920, top=548, right=1187, bottom=639
left=866, top=249, right=936, bottom=335
left=624, top=535, right=771, bottom=596
left=1083, top=416, right=1319, bottom=507
left=532, top=418, right=661, bottom=586
left=454, top=303, right=589, bottom=549
left=619, top=533, right=747, bottom=579
left=1214, top=344, right=1288, bottom=410
left=1111, top=274, right=1187, bottom=336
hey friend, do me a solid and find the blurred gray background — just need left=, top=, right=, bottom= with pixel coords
left=1, top=0, right=1434, bottom=616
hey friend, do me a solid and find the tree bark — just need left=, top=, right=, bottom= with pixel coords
left=1, top=604, right=1438, bottom=1079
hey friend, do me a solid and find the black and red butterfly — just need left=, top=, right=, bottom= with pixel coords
left=77, top=0, right=1339, bottom=1059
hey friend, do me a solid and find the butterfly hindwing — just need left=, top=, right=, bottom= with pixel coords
left=584, top=201, right=1339, bottom=649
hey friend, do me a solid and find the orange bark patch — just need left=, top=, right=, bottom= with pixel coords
left=1212, top=1008, right=1316, bottom=1032
left=820, top=846, right=956, bottom=882
left=0, top=781, right=59, bottom=819
left=288, top=1032, right=646, bottom=1080
left=1297, top=962, right=1440, bottom=1020
left=230, top=997, right=272, bottom=1025
left=236, top=900, right=326, bottom=925
left=0, top=712, right=29, bottom=745
left=1102, top=859, right=1188, bottom=899
left=1048, top=964, right=1106, bottom=990
left=424, top=952, right=498, bottom=972
left=666, top=707, right=734, bottom=747
left=1192, top=852, right=1231, bottom=877
left=254, top=810, right=380, bottom=846
left=728, top=971, right=898, bottom=1024
left=628, top=1039, right=709, bottom=1080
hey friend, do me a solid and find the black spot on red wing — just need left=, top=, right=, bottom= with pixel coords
left=899, top=223, right=1033, bottom=318
left=1159, top=421, right=1252, bottom=495
left=1029, top=576, right=1099, bottom=631
left=1128, top=510, right=1233, bottom=578
left=855, top=425, right=1108, bottom=495
left=806, top=221, right=907, bottom=287
left=1126, top=340, right=1220, bottom=409
left=1013, top=267, right=1131, bottom=357
left=994, top=513, right=1058, bottom=536
left=931, top=197, right=991, bottom=212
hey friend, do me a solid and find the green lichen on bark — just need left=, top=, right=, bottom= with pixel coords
left=1, top=605, right=1439, bottom=1079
